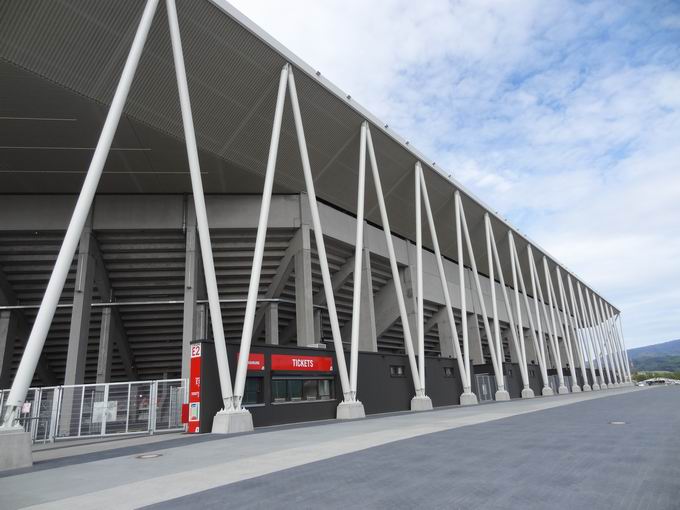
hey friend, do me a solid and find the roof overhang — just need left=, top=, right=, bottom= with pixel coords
left=0, top=0, right=618, bottom=312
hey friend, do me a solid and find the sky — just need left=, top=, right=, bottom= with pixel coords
left=228, top=0, right=680, bottom=349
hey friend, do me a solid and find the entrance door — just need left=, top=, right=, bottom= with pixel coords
left=475, top=374, right=497, bottom=402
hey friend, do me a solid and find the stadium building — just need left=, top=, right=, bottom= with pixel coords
left=0, top=1, right=632, bottom=469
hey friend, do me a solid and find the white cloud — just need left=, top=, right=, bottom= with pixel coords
left=229, top=0, right=680, bottom=348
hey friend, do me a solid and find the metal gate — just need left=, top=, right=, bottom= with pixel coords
left=475, top=374, right=496, bottom=402
left=1, top=378, right=187, bottom=443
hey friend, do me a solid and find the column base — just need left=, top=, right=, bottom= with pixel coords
left=558, top=385, right=569, bottom=394
left=459, top=392, right=478, bottom=406
left=591, top=383, right=601, bottom=391
left=0, top=429, right=33, bottom=472
left=582, top=384, right=592, bottom=392
left=211, top=408, right=253, bottom=434
left=521, top=388, right=535, bottom=399
left=336, top=401, right=365, bottom=420
left=410, top=395, right=433, bottom=411
left=571, top=385, right=581, bottom=393
left=495, top=390, right=510, bottom=401
left=601, top=383, right=609, bottom=389
left=542, top=386, right=554, bottom=396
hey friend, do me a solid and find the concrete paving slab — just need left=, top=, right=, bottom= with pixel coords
left=0, top=386, right=663, bottom=509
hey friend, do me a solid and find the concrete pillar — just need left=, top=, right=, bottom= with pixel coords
left=437, top=311, right=455, bottom=358
left=401, top=243, right=418, bottom=349
left=313, top=308, right=323, bottom=344
left=181, top=204, right=205, bottom=381
left=96, top=307, right=113, bottom=384
left=0, top=311, right=17, bottom=388
left=358, top=244, right=377, bottom=352
left=467, top=313, right=485, bottom=365
left=265, top=302, right=279, bottom=345
left=506, top=329, right=518, bottom=363
left=524, top=328, right=539, bottom=365
left=63, top=224, right=96, bottom=386
left=295, top=224, right=316, bottom=347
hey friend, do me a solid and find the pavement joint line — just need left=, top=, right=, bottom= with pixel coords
left=4, top=386, right=646, bottom=510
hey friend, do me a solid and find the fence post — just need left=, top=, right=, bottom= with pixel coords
left=49, top=387, right=60, bottom=442
left=125, top=383, right=131, bottom=434
left=101, top=383, right=109, bottom=436
left=149, top=381, right=157, bottom=435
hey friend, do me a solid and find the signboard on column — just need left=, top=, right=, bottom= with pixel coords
left=188, top=342, right=202, bottom=433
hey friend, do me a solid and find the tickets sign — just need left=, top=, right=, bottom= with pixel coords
left=271, top=354, right=333, bottom=372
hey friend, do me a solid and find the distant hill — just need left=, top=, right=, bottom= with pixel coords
left=628, top=339, right=680, bottom=372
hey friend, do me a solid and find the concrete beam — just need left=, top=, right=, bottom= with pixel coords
left=90, top=234, right=137, bottom=381
left=280, top=250, right=355, bottom=345
left=64, top=221, right=96, bottom=386
left=338, top=248, right=378, bottom=352
left=250, top=229, right=301, bottom=342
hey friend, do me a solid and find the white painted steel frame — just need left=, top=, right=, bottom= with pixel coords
left=348, top=122, right=368, bottom=397
left=611, top=309, right=631, bottom=382
left=528, top=247, right=564, bottom=392
left=601, top=298, right=622, bottom=384
left=485, top=215, right=531, bottom=395
left=366, top=127, right=424, bottom=397
left=508, top=233, right=552, bottom=395
left=415, top=162, right=425, bottom=392
left=604, top=302, right=628, bottom=384
left=416, top=163, right=472, bottom=397
left=585, top=289, right=613, bottom=387
left=566, top=275, right=593, bottom=390
left=553, top=267, right=580, bottom=391
left=166, top=0, right=233, bottom=407
left=235, top=64, right=354, bottom=407
left=541, top=257, right=568, bottom=393
left=455, top=192, right=506, bottom=397
left=0, top=0, right=161, bottom=428
left=577, top=282, right=604, bottom=389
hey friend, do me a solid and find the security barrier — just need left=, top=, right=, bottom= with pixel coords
left=0, top=379, right=187, bottom=443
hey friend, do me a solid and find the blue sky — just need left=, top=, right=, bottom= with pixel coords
left=229, top=0, right=680, bottom=348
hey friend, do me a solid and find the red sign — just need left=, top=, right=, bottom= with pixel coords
left=187, top=343, right=202, bottom=433
left=271, top=354, right=333, bottom=372
left=237, top=352, right=266, bottom=372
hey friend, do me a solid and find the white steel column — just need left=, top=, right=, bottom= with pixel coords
left=348, top=122, right=367, bottom=398
left=417, top=164, right=475, bottom=404
left=485, top=216, right=532, bottom=398
left=612, top=310, right=632, bottom=383
left=167, top=0, right=233, bottom=410
left=509, top=234, right=552, bottom=395
left=566, top=275, right=592, bottom=391
left=415, top=161, right=425, bottom=393
left=596, top=298, right=622, bottom=385
left=456, top=193, right=508, bottom=401
left=288, top=67, right=357, bottom=414
left=0, top=0, right=160, bottom=431
left=585, top=290, right=612, bottom=388
left=554, top=268, right=581, bottom=392
left=541, top=258, right=568, bottom=394
left=366, top=127, right=430, bottom=410
left=577, top=282, right=603, bottom=389
left=603, top=302, right=627, bottom=385
left=225, top=65, right=288, bottom=431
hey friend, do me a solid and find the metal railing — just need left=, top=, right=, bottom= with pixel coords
left=0, top=379, right=187, bottom=443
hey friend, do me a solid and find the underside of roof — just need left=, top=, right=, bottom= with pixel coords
left=0, top=0, right=617, bottom=312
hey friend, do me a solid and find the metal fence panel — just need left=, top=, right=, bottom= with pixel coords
left=2, top=379, right=186, bottom=443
